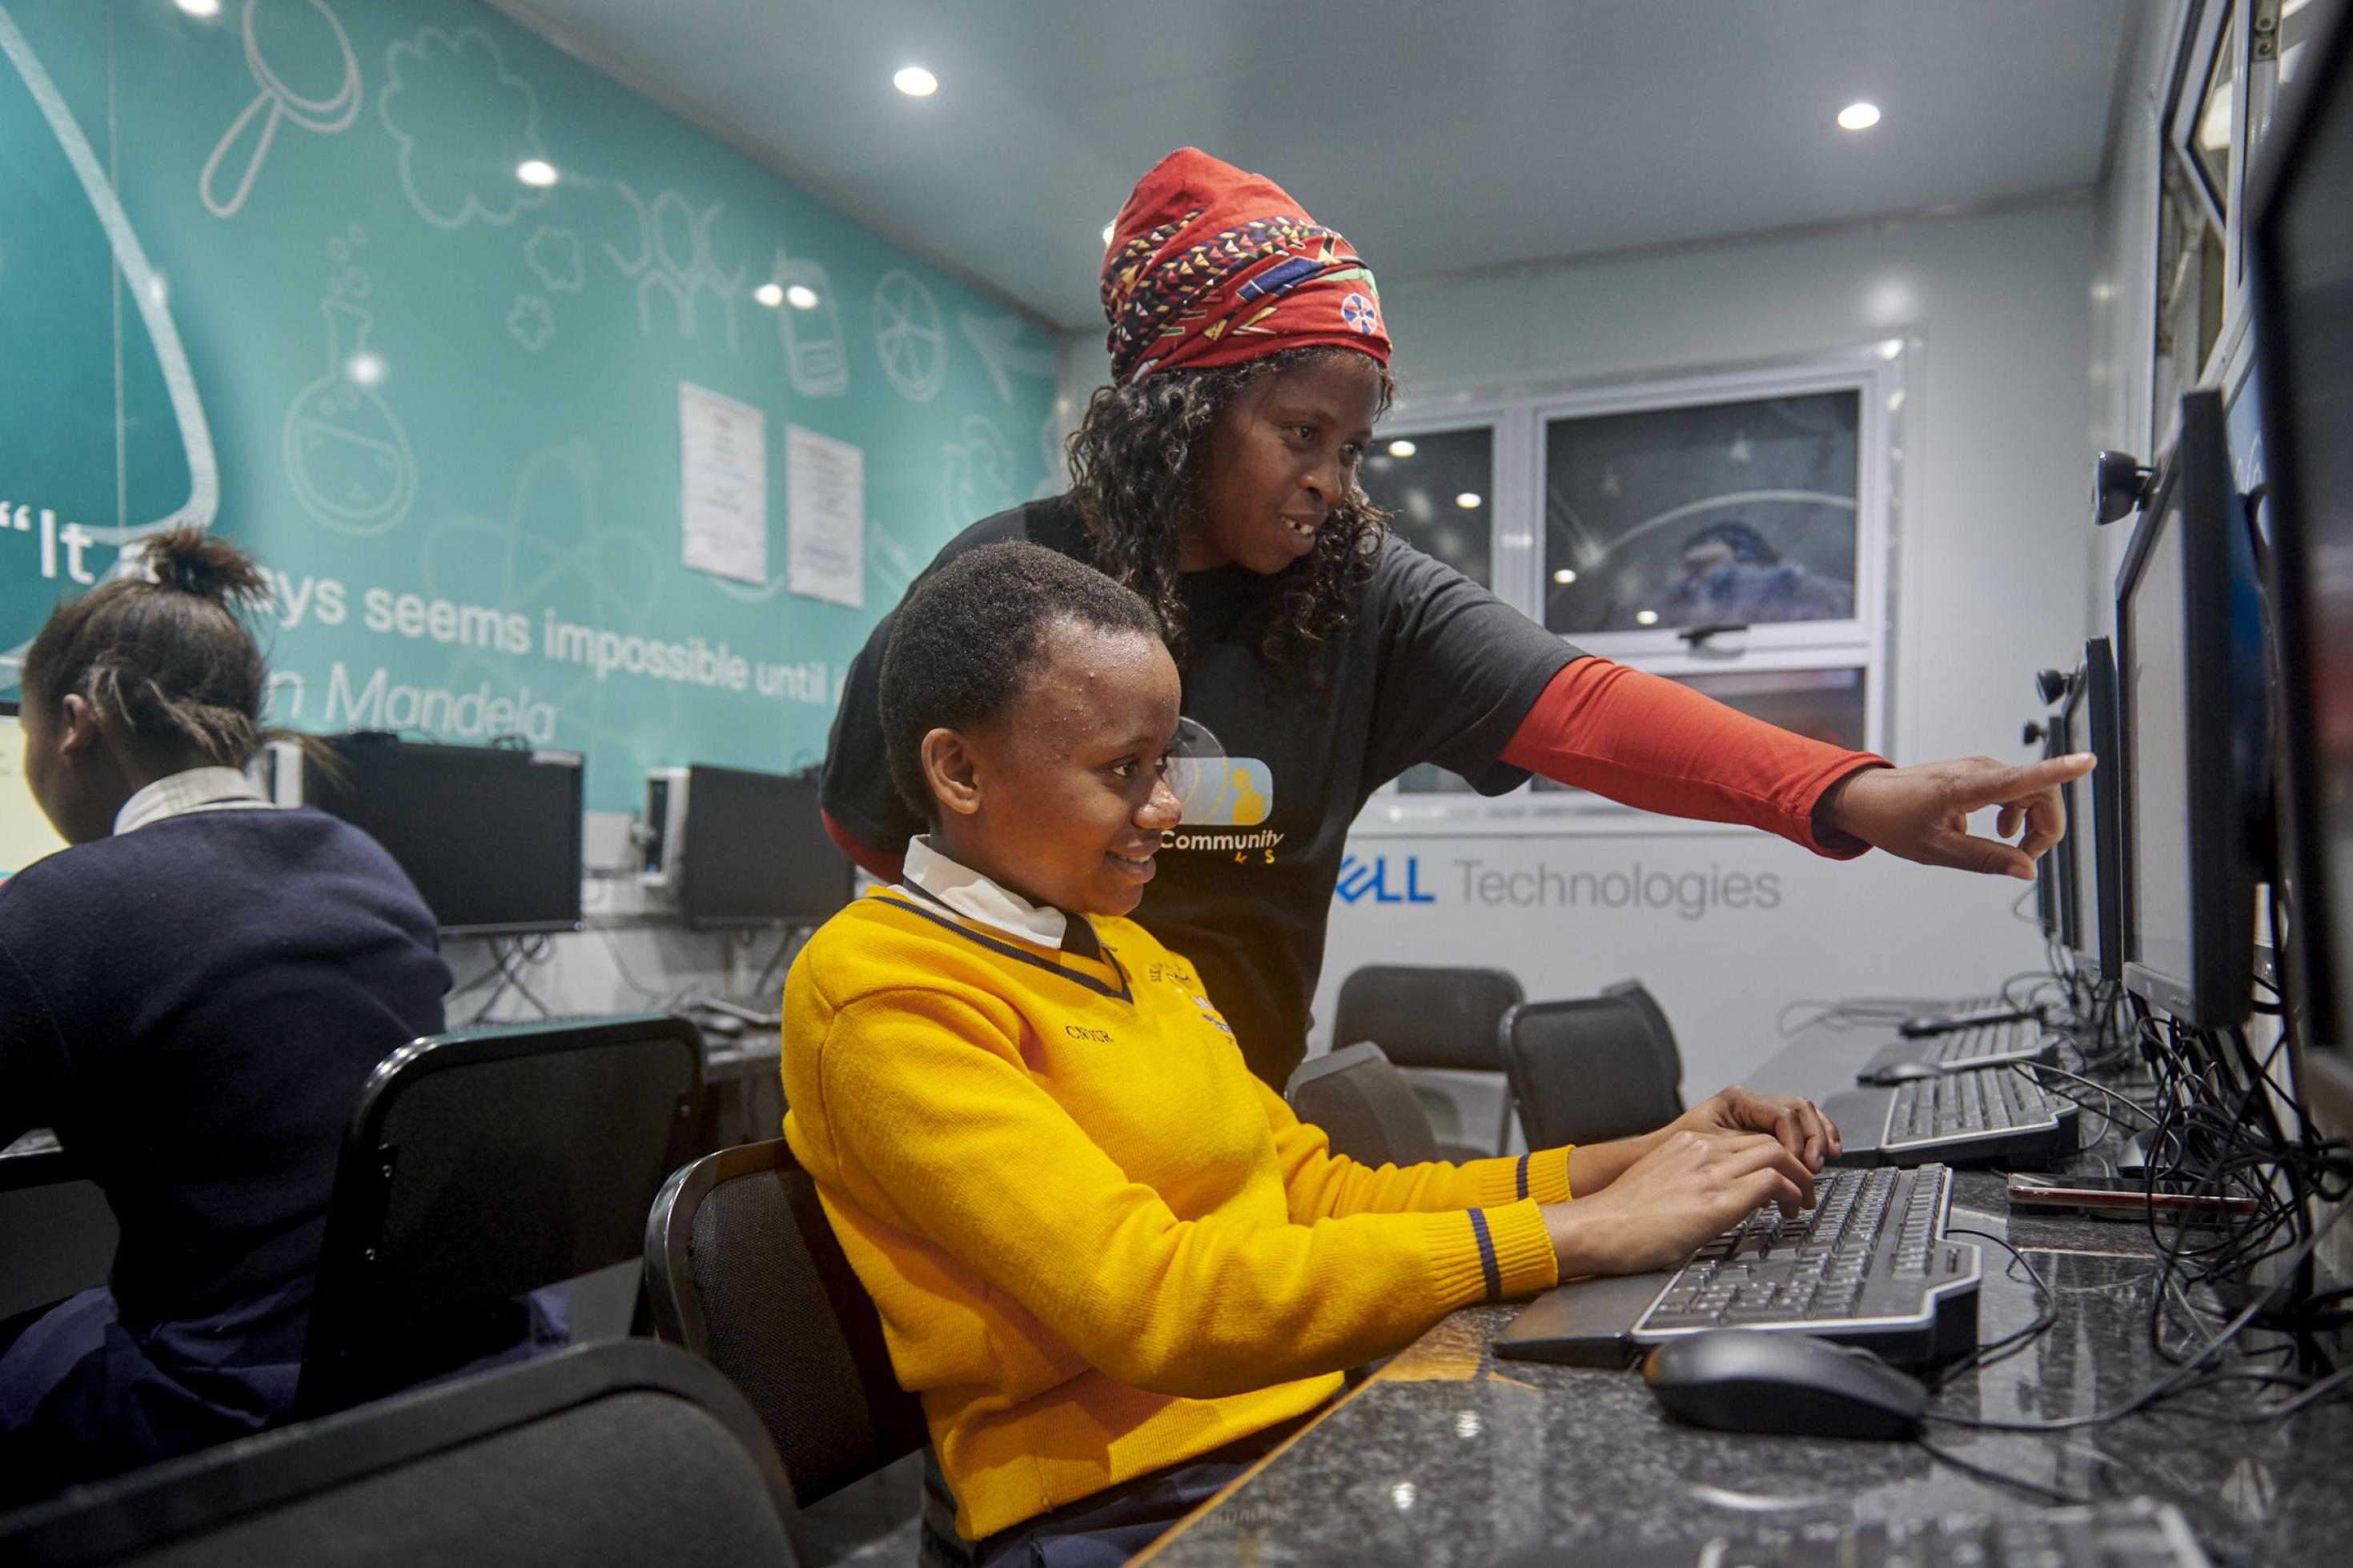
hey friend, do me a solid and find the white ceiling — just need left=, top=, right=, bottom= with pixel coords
left=502, top=0, right=2141, bottom=333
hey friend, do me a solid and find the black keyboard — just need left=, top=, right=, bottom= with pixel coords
left=1632, top=1165, right=1979, bottom=1366
left=1860, top=1017, right=2058, bottom=1081
left=1504, top=1498, right=2213, bottom=1568
left=1878, top=1067, right=2075, bottom=1164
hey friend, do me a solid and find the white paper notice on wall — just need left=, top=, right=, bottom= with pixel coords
left=786, top=423, right=865, bottom=609
left=679, top=381, right=769, bottom=585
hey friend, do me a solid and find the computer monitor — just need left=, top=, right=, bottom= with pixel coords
left=2060, top=639, right=2126, bottom=983
left=2249, top=0, right=2353, bottom=1125
left=2034, top=721, right=2066, bottom=948
left=295, top=735, right=584, bottom=936
left=0, top=700, right=69, bottom=880
left=2114, top=390, right=2270, bottom=1028
left=643, top=764, right=853, bottom=928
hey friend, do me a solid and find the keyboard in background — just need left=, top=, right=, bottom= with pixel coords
left=1503, top=1498, right=2214, bottom=1568
left=1879, top=1069, right=2076, bottom=1165
left=1496, top=1165, right=1979, bottom=1369
left=1859, top=1014, right=2060, bottom=1080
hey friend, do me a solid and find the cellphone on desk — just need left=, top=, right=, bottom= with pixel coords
left=2006, top=1172, right=2259, bottom=1218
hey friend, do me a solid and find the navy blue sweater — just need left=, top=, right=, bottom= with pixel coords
left=0, top=808, right=451, bottom=1329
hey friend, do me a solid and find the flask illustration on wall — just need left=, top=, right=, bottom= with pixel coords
left=282, top=298, right=416, bottom=535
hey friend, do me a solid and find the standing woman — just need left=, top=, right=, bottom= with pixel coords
left=0, top=528, right=452, bottom=1499
left=824, top=148, right=2090, bottom=1089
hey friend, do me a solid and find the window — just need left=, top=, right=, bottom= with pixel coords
left=2155, top=0, right=2249, bottom=439
left=1360, top=420, right=1500, bottom=795
left=1355, top=351, right=1898, bottom=836
left=1541, top=390, right=1861, bottom=647
left=2189, top=2, right=2239, bottom=219
left=1361, top=425, right=1493, bottom=587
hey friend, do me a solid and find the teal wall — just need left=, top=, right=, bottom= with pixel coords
left=0, top=0, right=1062, bottom=808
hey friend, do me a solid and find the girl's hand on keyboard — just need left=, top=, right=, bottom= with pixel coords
left=1672, top=1087, right=1842, bottom=1169
left=1541, top=1130, right=1815, bottom=1277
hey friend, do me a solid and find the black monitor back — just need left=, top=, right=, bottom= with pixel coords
left=2113, top=391, right=2267, bottom=1028
left=2062, top=639, right=2126, bottom=983
left=677, top=765, right=853, bottom=927
left=303, top=735, right=584, bottom=936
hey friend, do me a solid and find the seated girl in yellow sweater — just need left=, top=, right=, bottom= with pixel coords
left=781, top=541, right=1837, bottom=1566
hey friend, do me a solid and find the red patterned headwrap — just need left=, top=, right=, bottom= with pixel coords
left=1100, top=147, right=1389, bottom=385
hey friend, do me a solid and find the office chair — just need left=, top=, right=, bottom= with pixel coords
left=643, top=1137, right=930, bottom=1530
left=1600, top=978, right=1688, bottom=1113
left=1500, top=997, right=1683, bottom=1150
left=0, top=1340, right=799, bottom=1568
left=1283, top=1041, right=1444, bottom=1169
left=296, top=1013, right=706, bottom=1419
left=1329, top=964, right=1527, bottom=1157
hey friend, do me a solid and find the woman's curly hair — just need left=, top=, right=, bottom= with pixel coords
left=1065, top=346, right=1395, bottom=680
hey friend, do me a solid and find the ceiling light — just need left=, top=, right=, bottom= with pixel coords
left=346, top=353, right=385, bottom=387
left=785, top=283, right=820, bottom=310
left=1636, top=609, right=1660, bottom=626
left=1454, top=491, right=1482, bottom=509
left=1552, top=568, right=1577, bottom=585
left=753, top=282, right=785, bottom=307
left=1837, top=102, right=1881, bottom=131
left=893, top=66, right=938, bottom=97
left=1387, top=439, right=1417, bottom=458
left=1102, top=223, right=1115, bottom=246
left=516, top=158, right=558, bottom=186
left=174, top=0, right=222, bottom=17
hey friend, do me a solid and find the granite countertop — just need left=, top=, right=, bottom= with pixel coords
left=1138, top=1169, right=2351, bottom=1567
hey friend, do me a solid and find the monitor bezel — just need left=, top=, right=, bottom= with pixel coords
left=2036, top=721, right=2066, bottom=948
left=304, top=735, right=586, bottom=938
left=2114, top=389, right=2256, bottom=1027
left=2247, top=0, right=2353, bottom=1130
left=2062, top=638, right=2126, bottom=984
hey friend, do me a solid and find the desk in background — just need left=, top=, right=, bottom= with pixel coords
left=1136, top=1027, right=2350, bottom=1567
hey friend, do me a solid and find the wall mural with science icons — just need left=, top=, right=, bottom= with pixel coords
left=0, top=0, right=1064, bottom=810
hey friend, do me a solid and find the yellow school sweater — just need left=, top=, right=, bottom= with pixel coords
left=781, top=883, right=1571, bottom=1540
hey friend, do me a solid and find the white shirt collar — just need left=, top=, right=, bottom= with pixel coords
left=114, top=766, right=273, bottom=836
left=900, top=834, right=1071, bottom=949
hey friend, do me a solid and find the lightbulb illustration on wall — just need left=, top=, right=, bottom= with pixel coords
left=282, top=295, right=416, bottom=535
left=769, top=249, right=847, bottom=397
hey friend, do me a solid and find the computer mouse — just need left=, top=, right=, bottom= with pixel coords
left=1643, top=1329, right=1927, bottom=1440
left=1861, top=1060, right=1946, bottom=1085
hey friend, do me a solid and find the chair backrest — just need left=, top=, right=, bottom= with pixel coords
left=1283, top=1042, right=1443, bottom=1168
left=644, top=1137, right=929, bottom=1510
left=299, top=1013, right=706, bottom=1418
left=1329, top=965, right=1525, bottom=1073
left=1500, top=997, right=1683, bottom=1150
left=1600, top=978, right=1688, bottom=1112
left=0, top=1341, right=798, bottom=1568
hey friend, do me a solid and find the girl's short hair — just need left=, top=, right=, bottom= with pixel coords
left=878, top=541, right=1161, bottom=818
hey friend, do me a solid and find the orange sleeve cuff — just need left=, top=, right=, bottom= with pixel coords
left=1501, top=658, right=1888, bottom=858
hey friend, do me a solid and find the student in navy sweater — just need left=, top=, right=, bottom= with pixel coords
left=0, top=527, right=453, bottom=1501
